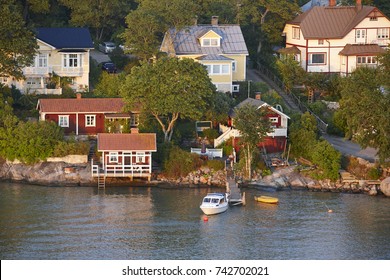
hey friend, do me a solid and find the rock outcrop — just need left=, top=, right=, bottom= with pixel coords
left=380, top=177, right=390, bottom=197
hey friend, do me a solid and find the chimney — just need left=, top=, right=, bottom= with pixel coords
left=131, top=127, right=139, bottom=134
left=356, top=0, right=362, bottom=11
left=255, top=92, right=261, bottom=100
left=76, top=93, right=82, bottom=99
left=329, top=0, right=336, bottom=7
left=211, top=16, right=219, bottom=26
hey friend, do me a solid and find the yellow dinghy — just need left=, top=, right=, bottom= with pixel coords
left=254, top=195, right=279, bottom=204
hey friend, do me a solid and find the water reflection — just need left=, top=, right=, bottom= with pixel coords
left=0, top=183, right=389, bottom=260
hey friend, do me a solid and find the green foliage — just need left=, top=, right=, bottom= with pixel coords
left=311, top=140, right=341, bottom=180
left=234, top=103, right=272, bottom=179
left=170, top=120, right=197, bottom=145
left=163, top=145, right=202, bottom=178
left=206, top=159, right=225, bottom=171
left=338, top=67, right=390, bottom=162
left=367, top=167, right=381, bottom=180
left=202, top=128, right=219, bottom=141
left=308, top=101, right=327, bottom=117
left=121, top=57, right=216, bottom=142
left=0, top=0, right=38, bottom=78
left=204, top=91, right=234, bottom=125
left=217, top=138, right=233, bottom=157
left=275, top=56, right=305, bottom=92
left=52, top=140, right=89, bottom=157
left=289, top=112, right=318, bottom=159
left=94, top=72, right=126, bottom=97
left=0, top=120, right=64, bottom=164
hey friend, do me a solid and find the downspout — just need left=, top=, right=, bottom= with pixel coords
left=76, top=113, right=79, bottom=135
left=305, top=39, right=308, bottom=72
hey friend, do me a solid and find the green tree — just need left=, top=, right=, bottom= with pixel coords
left=233, top=103, right=272, bottom=180
left=121, top=57, right=216, bottom=142
left=311, top=140, right=341, bottom=180
left=16, top=0, right=50, bottom=22
left=204, top=91, right=234, bottom=125
left=94, top=72, right=126, bottom=97
left=289, top=112, right=318, bottom=159
left=275, top=55, right=306, bottom=92
left=338, top=67, right=390, bottom=162
left=59, top=0, right=134, bottom=41
left=122, top=0, right=199, bottom=60
left=0, top=0, right=38, bottom=79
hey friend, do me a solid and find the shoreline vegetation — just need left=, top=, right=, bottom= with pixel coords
left=1, top=160, right=389, bottom=198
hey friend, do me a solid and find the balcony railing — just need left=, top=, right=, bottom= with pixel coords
left=23, top=67, right=52, bottom=76
left=25, top=87, right=62, bottom=95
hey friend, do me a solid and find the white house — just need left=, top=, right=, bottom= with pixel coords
left=2, top=28, right=93, bottom=94
left=282, top=0, right=390, bottom=75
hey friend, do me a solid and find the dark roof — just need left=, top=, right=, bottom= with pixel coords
left=36, top=28, right=94, bottom=49
left=339, top=44, right=386, bottom=55
left=229, top=98, right=266, bottom=118
left=288, top=6, right=377, bottom=39
left=97, top=133, right=157, bottom=152
left=37, top=97, right=126, bottom=113
left=277, top=46, right=301, bottom=54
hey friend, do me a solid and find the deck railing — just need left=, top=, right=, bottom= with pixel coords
left=191, top=148, right=223, bottom=158
left=91, top=159, right=151, bottom=177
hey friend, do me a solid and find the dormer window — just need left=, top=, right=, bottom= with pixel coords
left=202, top=38, right=220, bottom=47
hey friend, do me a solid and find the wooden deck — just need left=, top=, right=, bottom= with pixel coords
left=225, top=159, right=246, bottom=206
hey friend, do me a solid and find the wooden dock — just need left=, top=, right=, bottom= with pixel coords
left=225, top=159, right=246, bottom=206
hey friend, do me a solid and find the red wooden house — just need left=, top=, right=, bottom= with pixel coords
left=36, top=93, right=138, bottom=136
left=92, top=132, right=157, bottom=181
left=215, top=96, right=290, bottom=153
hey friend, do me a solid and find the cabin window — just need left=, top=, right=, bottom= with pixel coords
left=33, top=54, right=48, bottom=68
left=309, top=53, right=326, bottom=65
left=136, top=152, right=145, bottom=163
left=232, top=61, right=237, bottom=72
left=58, top=115, right=69, bottom=127
left=63, top=54, right=81, bottom=68
left=270, top=117, right=278, bottom=123
left=355, top=29, right=366, bottom=39
left=232, top=84, right=240, bottom=92
left=292, top=27, right=300, bottom=39
left=85, top=115, right=96, bottom=127
left=130, top=114, right=139, bottom=127
left=204, top=64, right=230, bottom=75
left=370, top=17, right=378, bottom=21
left=318, top=39, right=324, bottom=45
left=377, top=28, right=389, bottom=39
left=202, top=38, right=220, bottom=47
left=109, top=152, right=118, bottom=163
left=357, top=56, right=377, bottom=66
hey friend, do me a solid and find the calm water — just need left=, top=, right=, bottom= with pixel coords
left=0, top=182, right=389, bottom=260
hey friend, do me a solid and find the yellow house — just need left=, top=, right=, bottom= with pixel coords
left=160, top=16, right=248, bottom=93
left=2, top=28, right=93, bottom=95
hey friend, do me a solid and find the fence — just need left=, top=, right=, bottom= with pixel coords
left=190, top=148, right=223, bottom=158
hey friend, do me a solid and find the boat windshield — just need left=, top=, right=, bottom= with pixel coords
left=211, top=198, right=219, bottom=203
left=203, top=198, right=211, bottom=203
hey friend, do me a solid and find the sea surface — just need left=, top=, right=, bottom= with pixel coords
left=0, top=182, right=389, bottom=260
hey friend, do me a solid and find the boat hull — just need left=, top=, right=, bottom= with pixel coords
left=254, top=195, right=279, bottom=204
left=200, top=203, right=228, bottom=215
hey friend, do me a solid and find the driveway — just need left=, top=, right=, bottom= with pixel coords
left=90, top=49, right=110, bottom=64
left=322, top=134, right=378, bottom=162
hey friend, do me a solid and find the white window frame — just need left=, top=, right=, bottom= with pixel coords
left=356, top=29, right=366, bottom=39
left=58, top=115, right=69, bottom=128
left=357, top=56, right=377, bottom=65
left=85, top=115, right=96, bottom=127
left=308, top=53, right=326, bottom=65
left=37, top=54, right=47, bottom=67
left=292, top=27, right=300, bottom=39
left=232, top=84, right=240, bottom=92
left=269, top=117, right=278, bottom=123
left=136, top=152, right=145, bottom=163
left=318, top=39, right=324, bottom=45
left=63, top=54, right=81, bottom=68
left=377, top=28, right=389, bottom=39
left=202, top=38, right=220, bottom=47
left=130, top=114, right=139, bottom=127
left=204, top=64, right=230, bottom=75
left=109, top=152, right=118, bottom=163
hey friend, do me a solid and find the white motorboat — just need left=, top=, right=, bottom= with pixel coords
left=200, top=193, right=229, bottom=215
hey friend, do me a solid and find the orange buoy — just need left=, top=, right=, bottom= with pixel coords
left=328, top=209, right=333, bottom=213
left=203, top=216, right=209, bottom=222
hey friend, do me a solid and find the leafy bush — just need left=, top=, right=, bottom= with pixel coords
left=202, top=128, right=219, bottom=141
left=367, top=168, right=381, bottom=180
left=52, top=141, right=90, bottom=157
left=206, top=159, right=225, bottom=171
left=310, top=140, right=341, bottom=181
left=163, top=145, right=202, bottom=178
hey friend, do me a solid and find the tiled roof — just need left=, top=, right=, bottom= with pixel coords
left=163, top=25, right=248, bottom=55
left=289, top=6, right=376, bottom=39
left=339, top=44, right=386, bottom=55
left=37, top=97, right=126, bottom=113
left=197, top=54, right=234, bottom=61
left=97, top=133, right=157, bottom=151
left=36, top=28, right=94, bottom=49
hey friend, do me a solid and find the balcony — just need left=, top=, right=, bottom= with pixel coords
left=23, top=67, right=52, bottom=76
left=25, top=87, right=62, bottom=95
left=267, top=127, right=288, bottom=137
left=52, top=66, right=84, bottom=77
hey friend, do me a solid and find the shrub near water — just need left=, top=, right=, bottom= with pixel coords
left=163, top=146, right=202, bottom=178
left=206, top=159, right=225, bottom=171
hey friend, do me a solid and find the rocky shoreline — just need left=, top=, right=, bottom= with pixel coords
left=1, top=161, right=389, bottom=197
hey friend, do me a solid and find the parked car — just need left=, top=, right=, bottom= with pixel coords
left=98, top=42, right=116, bottom=54
left=101, top=62, right=117, bottom=73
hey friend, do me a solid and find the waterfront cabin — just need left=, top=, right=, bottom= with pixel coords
left=37, top=94, right=139, bottom=136
left=92, top=131, right=157, bottom=181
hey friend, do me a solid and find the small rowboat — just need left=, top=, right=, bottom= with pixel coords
left=254, top=195, right=279, bottom=204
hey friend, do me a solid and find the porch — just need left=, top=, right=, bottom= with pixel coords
left=91, top=159, right=152, bottom=179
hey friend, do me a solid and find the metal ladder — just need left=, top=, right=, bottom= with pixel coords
left=97, top=170, right=106, bottom=189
